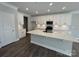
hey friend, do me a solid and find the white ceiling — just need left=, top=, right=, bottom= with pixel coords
left=6, top=2, right=79, bottom=16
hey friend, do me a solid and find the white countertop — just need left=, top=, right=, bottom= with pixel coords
left=27, top=29, right=79, bottom=43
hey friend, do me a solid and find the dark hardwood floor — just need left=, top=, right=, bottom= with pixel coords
left=0, top=34, right=68, bottom=57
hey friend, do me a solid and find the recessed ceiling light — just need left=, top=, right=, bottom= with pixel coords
left=49, top=3, right=53, bottom=6
left=26, top=8, right=29, bottom=11
left=62, top=6, right=66, bottom=10
left=36, top=11, right=38, bottom=14
left=48, top=9, right=50, bottom=12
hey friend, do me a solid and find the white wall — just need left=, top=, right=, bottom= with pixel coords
left=17, top=11, right=31, bottom=38
left=23, top=12, right=32, bottom=31
left=0, top=3, right=32, bottom=47
left=0, top=3, right=19, bottom=47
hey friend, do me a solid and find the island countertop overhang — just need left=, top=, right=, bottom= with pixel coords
left=27, top=29, right=79, bottom=43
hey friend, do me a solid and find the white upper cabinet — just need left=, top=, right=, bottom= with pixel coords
left=32, top=13, right=71, bottom=25
left=53, top=14, right=71, bottom=25
left=31, top=13, right=71, bottom=31
left=31, top=17, right=36, bottom=21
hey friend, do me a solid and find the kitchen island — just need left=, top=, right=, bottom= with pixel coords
left=27, top=29, right=79, bottom=56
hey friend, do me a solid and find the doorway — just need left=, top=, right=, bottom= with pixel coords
left=23, top=16, right=28, bottom=35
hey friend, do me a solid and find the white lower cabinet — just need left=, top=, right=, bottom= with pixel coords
left=45, top=37, right=72, bottom=56
left=31, top=34, right=45, bottom=44
left=18, top=29, right=26, bottom=38
left=31, top=34, right=72, bottom=56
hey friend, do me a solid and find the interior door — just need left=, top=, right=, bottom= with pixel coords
left=24, top=16, right=28, bottom=34
left=0, top=12, right=17, bottom=47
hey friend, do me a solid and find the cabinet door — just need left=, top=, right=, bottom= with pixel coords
left=44, top=37, right=72, bottom=56
left=61, top=40, right=72, bottom=54
left=36, top=17, right=40, bottom=24
left=71, top=14, right=79, bottom=37
left=19, top=29, right=26, bottom=38
left=31, top=34, right=45, bottom=45
left=44, top=37, right=62, bottom=50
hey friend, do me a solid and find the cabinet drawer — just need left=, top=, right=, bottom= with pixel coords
left=44, top=37, right=63, bottom=49
left=61, top=40, right=72, bottom=52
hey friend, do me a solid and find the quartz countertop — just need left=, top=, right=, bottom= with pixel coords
left=27, top=29, right=79, bottom=43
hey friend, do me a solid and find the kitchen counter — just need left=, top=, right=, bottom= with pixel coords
left=27, top=29, right=79, bottom=56
left=27, top=29, right=79, bottom=43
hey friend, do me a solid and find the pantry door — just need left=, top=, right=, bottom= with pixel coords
left=0, top=11, right=17, bottom=47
